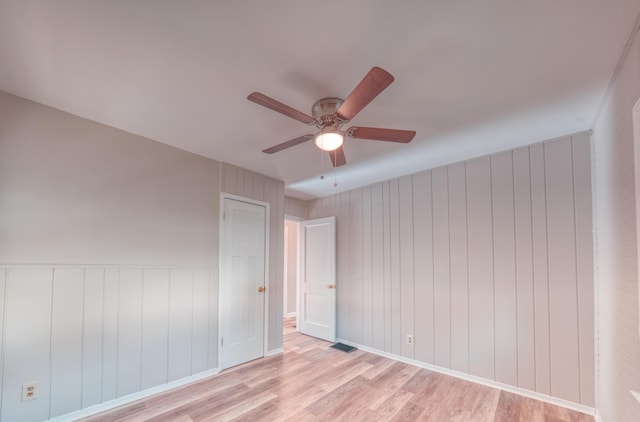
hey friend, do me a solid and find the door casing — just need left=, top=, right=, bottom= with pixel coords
left=298, top=216, right=337, bottom=342
left=218, top=193, right=270, bottom=370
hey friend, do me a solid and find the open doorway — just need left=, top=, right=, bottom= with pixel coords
left=283, top=216, right=337, bottom=343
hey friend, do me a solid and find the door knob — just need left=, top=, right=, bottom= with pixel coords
left=258, top=286, right=265, bottom=292
left=327, top=284, right=335, bottom=289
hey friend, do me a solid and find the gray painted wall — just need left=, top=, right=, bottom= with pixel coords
left=0, top=92, right=285, bottom=421
left=307, top=133, right=595, bottom=407
left=592, top=25, right=640, bottom=422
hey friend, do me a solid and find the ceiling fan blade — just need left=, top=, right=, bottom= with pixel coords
left=262, top=134, right=314, bottom=154
left=335, top=67, right=395, bottom=122
left=248, top=92, right=316, bottom=125
left=329, top=146, right=347, bottom=167
left=347, top=126, right=416, bottom=143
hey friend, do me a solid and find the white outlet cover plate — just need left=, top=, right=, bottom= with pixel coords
left=21, top=381, right=39, bottom=402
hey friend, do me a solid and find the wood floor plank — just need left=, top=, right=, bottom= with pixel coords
left=494, top=391, right=522, bottom=421
left=78, top=317, right=594, bottom=422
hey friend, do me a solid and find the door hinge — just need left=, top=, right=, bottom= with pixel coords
left=221, top=337, right=224, bottom=347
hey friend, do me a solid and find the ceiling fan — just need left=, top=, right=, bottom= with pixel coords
left=247, top=67, right=416, bottom=167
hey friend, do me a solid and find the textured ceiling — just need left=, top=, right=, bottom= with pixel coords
left=1, top=0, right=639, bottom=199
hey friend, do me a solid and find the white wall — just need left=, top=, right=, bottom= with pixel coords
left=0, top=92, right=285, bottom=421
left=307, top=133, right=594, bottom=407
left=592, top=23, right=640, bottom=422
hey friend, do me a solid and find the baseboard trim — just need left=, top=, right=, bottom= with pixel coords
left=266, top=347, right=284, bottom=357
left=0, top=264, right=217, bottom=269
left=47, top=368, right=220, bottom=422
left=337, top=338, right=596, bottom=417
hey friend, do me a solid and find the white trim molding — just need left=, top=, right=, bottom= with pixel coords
left=337, top=338, right=596, bottom=417
left=47, top=369, right=220, bottom=422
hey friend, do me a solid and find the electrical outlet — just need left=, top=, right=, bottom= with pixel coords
left=21, top=381, right=39, bottom=402
left=406, top=334, right=414, bottom=345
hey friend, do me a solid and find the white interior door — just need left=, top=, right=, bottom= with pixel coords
left=220, top=196, right=267, bottom=369
left=299, top=216, right=336, bottom=342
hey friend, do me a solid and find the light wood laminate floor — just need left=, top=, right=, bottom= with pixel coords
left=80, top=318, right=594, bottom=421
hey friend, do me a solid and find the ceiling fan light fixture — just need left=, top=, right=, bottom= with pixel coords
left=315, top=130, right=344, bottom=152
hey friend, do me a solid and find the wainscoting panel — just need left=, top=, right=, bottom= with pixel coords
left=491, top=151, right=518, bottom=388
left=0, top=265, right=216, bottom=422
left=117, top=268, right=144, bottom=397
left=1, top=269, right=53, bottom=422
left=141, top=268, right=170, bottom=390
left=306, top=133, right=594, bottom=407
left=50, top=268, right=84, bottom=418
left=0, top=268, right=5, bottom=412
left=83, top=269, right=106, bottom=408
left=513, top=148, right=536, bottom=392
left=530, top=143, right=552, bottom=396
left=448, top=162, right=469, bottom=374
left=412, top=171, right=434, bottom=365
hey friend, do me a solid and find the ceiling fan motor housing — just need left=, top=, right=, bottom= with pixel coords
left=312, top=97, right=344, bottom=128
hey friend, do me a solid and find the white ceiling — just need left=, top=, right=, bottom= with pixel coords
left=1, top=1, right=639, bottom=199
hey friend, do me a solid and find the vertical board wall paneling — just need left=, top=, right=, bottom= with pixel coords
left=0, top=268, right=5, bottom=410
left=464, top=156, right=495, bottom=380
left=388, top=180, right=402, bottom=355
left=304, top=134, right=594, bottom=406
left=571, top=133, right=595, bottom=407
left=1, top=266, right=217, bottom=422
left=168, top=268, right=194, bottom=382
left=350, top=188, right=364, bottom=345
left=382, top=181, right=392, bottom=352
left=544, top=140, right=581, bottom=403
left=399, top=176, right=415, bottom=359
left=141, top=269, right=170, bottom=390
left=82, top=269, right=105, bottom=408
left=432, top=167, right=451, bottom=368
left=263, top=176, right=279, bottom=350
left=512, top=148, right=536, bottom=392
left=50, top=268, right=84, bottom=417
left=2, top=269, right=53, bottom=422
left=252, top=172, right=266, bottom=202
left=117, top=269, right=143, bottom=397
left=361, top=186, right=374, bottom=347
left=529, top=143, right=551, bottom=395
left=223, top=164, right=237, bottom=194
left=412, top=171, right=435, bottom=364
left=448, top=162, right=469, bottom=373
left=274, top=179, right=285, bottom=350
left=337, top=191, right=351, bottom=340
left=266, top=174, right=285, bottom=351
left=371, top=183, right=386, bottom=351
left=102, top=269, right=119, bottom=401
left=192, top=268, right=211, bottom=374
left=208, top=269, right=219, bottom=368
left=284, top=195, right=306, bottom=219
left=491, top=151, right=518, bottom=387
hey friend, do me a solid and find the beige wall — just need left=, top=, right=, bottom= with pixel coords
left=0, top=91, right=220, bottom=266
left=592, top=25, right=640, bottom=422
left=0, top=92, right=285, bottom=421
left=307, top=133, right=594, bottom=408
left=285, top=195, right=306, bottom=219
